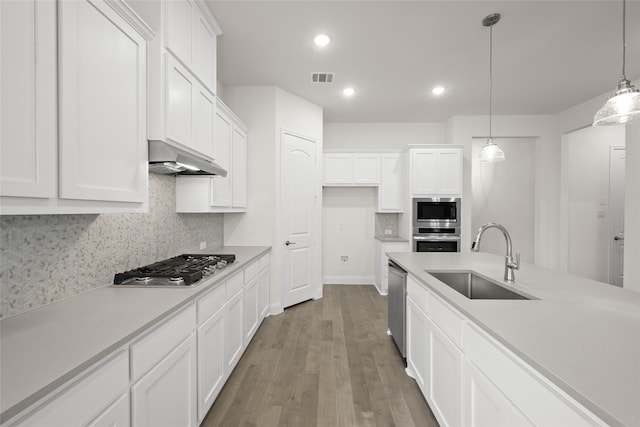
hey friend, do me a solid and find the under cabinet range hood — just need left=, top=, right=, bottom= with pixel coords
left=148, top=140, right=227, bottom=176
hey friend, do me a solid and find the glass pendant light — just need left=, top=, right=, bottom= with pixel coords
left=593, top=0, right=640, bottom=126
left=479, top=13, right=505, bottom=163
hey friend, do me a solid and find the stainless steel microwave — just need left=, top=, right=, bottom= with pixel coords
left=412, top=197, right=461, bottom=231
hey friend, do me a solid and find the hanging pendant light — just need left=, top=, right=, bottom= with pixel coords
left=593, top=0, right=640, bottom=126
left=479, top=13, right=505, bottom=163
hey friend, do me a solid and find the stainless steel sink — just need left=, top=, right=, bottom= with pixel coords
left=426, top=270, right=532, bottom=300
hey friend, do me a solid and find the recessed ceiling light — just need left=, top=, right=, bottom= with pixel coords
left=314, top=34, right=330, bottom=47
left=432, top=86, right=446, bottom=95
left=343, top=87, right=355, bottom=97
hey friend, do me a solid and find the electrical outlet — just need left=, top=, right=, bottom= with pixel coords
left=200, top=241, right=207, bottom=250
left=340, top=255, right=350, bottom=263
left=384, top=229, right=393, bottom=235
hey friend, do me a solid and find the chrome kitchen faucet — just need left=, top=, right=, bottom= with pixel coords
left=471, top=222, right=520, bottom=283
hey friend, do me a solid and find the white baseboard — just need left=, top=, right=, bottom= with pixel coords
left=269, top=303, right=283, bottom=316
left=322, top=276, right=375, bottom=285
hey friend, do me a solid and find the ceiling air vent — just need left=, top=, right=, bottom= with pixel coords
left=311, top=72, right=335, bottom=83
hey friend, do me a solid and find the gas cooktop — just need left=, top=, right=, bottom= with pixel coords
left=113, top=254, right=236, bottom=287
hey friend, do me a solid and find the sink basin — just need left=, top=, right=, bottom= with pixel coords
left=426, top=270, right=532, bottom=300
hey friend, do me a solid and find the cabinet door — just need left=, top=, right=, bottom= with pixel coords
left=194, top=11, right=216, bottom=93
left=406, top=297, right=430, bottom=397
left=378, top=153, right=402, bottom=212
left=87, top=393, right=130, bottom=427
left=211, top=108, right=232, bottom=207
left=411, top=150, right=438, bottom=196
left=131, top=334, right=198, bottom=427
left=430, top=318, right=464, bottom=427
left=166, top=53, right=195, bottom=149
left=194, top=87, right=215, bottom=158
left=231, top=127, right=247, bottom=208
left=197, top=308, right=225, bottom=422
left=15, top=351, right=129, bottom=427
left=324, top=153, right=352, bottom=184
left=0, top=0, right=56, bottom=198
left=244, top=277, right=259, bottom=342
left=437, top=149, right=462, bottom=195
left=259, top=268, right=270, bottom=319
left=353, top=153, right=380, bottom=184
left=166, top=0, right=194, bottom=68
left=463, top=361, right=534, bottom=427
left=58, top=0, right=147, bottom=203
left=224, top=290, right=244, bottom=372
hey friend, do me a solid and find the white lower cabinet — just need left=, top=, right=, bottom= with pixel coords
left=405, top=274, right=606, bottom=427
left=224, top=290, right=244, bottom=373
left=258, top=254, right=270, bottom=319
left=131, top=334, right=198, bottom=427
left=429, top=317, right=464, bottom=427
left=374, top=240, right=409, bottom=294
left=406, top=297, right=430, bottom=396
left=244, top=276, right=260, bottom=343
left=7, top=351, right=129, bottom=427
left=196, top=307, right=225, bottom=422
left=87, top=393, right=131, bottom=427
left=463, top=360, right=534, bottom=427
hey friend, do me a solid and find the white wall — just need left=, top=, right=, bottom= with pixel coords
left=322, top=187, right=376, bottom=283
left=556, top=79, right=640, bottom=291
left=624, top=122, right=640, bottom=291
left=222, top=86, right=323, bottom=312
left=561, top=126, right=625, bottom=283
left=471, top=138, right=536, bottom=263
left=324, top=122, right=445, bottom=150
left=446, top=115, right=558, bottom=268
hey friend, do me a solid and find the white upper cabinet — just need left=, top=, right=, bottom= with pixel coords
left=0, top=0, right=56, bottom=200
left=378, top=153, right=403, bottom=212
left=0, top=0, right=152, bottom=214
left=58, top=0, right=148, bottom=203
left=166, top=0, right=195, bottom=67
left=146, top=0, right=220, bottom=157
left=323, top=152, right=381, bottom=185
left=175, top=99, right=248, bottom=213
left=410, top=147, right=462, bottom=197
left=353, top=153, right=381, bottom=184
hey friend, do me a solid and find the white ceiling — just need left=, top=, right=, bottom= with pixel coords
left=207, top=1, right=640, bottom=123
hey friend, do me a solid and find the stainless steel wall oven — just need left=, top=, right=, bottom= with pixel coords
left=413, top=197, right=461, bottom=252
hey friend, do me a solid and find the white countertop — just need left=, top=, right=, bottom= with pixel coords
left=0, top=246, right=270, bottom=423
left=387, top=251, right=640, bottom=427
left=374, top=235, right=409, bottom=243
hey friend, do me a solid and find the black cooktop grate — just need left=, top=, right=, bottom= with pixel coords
left=114, top=254, right=236, bottom=285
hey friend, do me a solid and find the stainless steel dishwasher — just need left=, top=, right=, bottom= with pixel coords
left=387, top=260, right=407, bottom=358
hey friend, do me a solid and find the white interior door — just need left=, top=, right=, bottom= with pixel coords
left=609, top=146, right=625, bottom=287
left=282, top=131, right=317, bottom=308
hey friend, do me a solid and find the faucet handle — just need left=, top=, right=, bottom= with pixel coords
left=507, top=253, right=520, bottom=270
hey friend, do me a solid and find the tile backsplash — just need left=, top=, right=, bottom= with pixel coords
left=0, top=174, right=224, bottom=318
left=375, top=213, right=400, bottom=236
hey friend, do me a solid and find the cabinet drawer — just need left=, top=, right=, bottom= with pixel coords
left=226, top=271, right=244, bottom=299
left=407, top=275, right=429, bottom=313
left=130, top=304, right=196, bottom=380
left=15, top=350, right=129, bottom=427
left=429, top=293, right=464, bottom=348
left=259, top=253, right=270, bottom=270
left=463, top=323, right=605, bottom=427
left=244, top=260, right=260, bottom=283
left=197, top=283, right=225, bottom=324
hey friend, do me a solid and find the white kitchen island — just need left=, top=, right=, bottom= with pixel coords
left=387, top=251, right=640, bottom=427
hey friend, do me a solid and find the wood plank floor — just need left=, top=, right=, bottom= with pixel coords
left=201, top=285, right=439, bottom=427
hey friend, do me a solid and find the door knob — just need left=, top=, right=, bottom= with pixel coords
left=614, top=235, right=624, bottom=241
left=285, top=240, right=296, bottom=246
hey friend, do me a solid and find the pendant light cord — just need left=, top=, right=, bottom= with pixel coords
left=489, top=24, right=493, bottom=139
left=621, top=0, right=627, bottom=79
